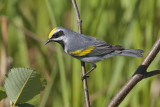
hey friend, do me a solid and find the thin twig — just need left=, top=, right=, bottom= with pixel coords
left=0, top=16, right=8, bottom=85
left=0, top=16, right=8, bottom=107
left=143, top=69, right=160, bottom=78
left=71, top=0, right=91, bottom=107
left=108, top=36, right=160, bottom=107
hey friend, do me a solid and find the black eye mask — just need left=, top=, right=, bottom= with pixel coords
left=51, top=31, right=64, bottom=38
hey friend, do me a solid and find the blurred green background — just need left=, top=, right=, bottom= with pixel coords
left=0, top=0, right=160, bottom=107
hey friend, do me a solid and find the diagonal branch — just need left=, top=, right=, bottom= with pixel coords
left=71, top=0, right=91, bottom=107
left=108, top=36, right=160, bottom=107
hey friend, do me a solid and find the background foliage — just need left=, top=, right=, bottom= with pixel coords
left=0, top=0, right=160, bottom=107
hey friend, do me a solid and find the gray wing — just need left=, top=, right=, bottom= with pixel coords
left=86, top=39, right=123, bottom=56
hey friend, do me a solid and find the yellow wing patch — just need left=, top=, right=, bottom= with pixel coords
left=48, top=27, right=57, bottom=38
left=69, top=46, right=95, bottom=56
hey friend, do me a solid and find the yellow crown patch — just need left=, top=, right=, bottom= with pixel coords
left=48, top=27, right=57, bottom=38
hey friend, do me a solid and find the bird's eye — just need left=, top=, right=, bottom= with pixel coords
left=51, top=31, right=64, bottom=38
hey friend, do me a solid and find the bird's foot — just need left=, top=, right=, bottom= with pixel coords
left=81, top=74, right=89, bottom=81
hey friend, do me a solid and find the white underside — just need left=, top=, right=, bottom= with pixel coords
left=79, top=54, right=115, bottom=63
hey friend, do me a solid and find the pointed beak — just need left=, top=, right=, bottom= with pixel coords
left=44, top=39, right=51, bottom=45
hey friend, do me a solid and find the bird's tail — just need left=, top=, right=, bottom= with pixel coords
left=118, top=49, right=144, bottom=57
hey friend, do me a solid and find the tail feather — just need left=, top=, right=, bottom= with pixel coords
left=115, top=49, right=144, bottom=57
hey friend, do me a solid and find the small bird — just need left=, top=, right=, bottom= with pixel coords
left=45, top=27, right=143, bottom=80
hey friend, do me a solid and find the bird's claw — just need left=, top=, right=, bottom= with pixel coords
left=81, top=75, right=89, bottom=81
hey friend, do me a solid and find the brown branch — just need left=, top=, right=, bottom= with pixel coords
left=71, top=0, right=91, bottom=107
left=0, top=16, right=8, bottom=85
left=0, top=16, right=8, bottom=107
left=108, top=36, right=160, bottom=107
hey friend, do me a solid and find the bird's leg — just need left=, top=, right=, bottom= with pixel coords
left=81, top=64, right=97, bottom=80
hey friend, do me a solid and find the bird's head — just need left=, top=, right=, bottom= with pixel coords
left=45, top=27, right=67, bottom=45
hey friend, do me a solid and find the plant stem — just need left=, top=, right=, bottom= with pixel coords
left=71, top=0, right=91, bottom=107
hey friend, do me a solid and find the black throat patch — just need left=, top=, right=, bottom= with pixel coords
left=57, top=40, right=65, bottom=49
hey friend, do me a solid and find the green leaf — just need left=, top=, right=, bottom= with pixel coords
left=0, top=86, right=7, bottom=101
left=4, top=68, right=46, bottom=104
